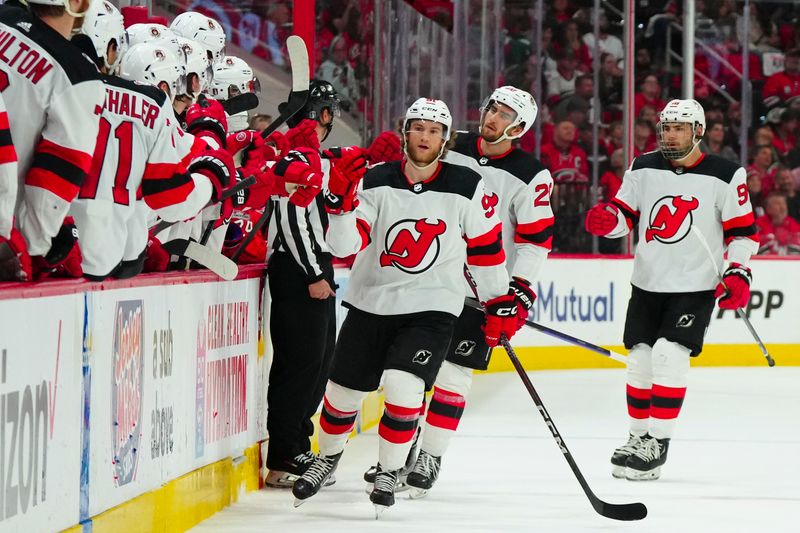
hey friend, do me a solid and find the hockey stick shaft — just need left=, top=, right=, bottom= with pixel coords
left=259, top=35, right=310, bottom=141
left=689, top=226, right=775, bottom=366
left=499, top=336, right=647, bottom=521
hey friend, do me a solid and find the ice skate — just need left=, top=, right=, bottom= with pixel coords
left=291, top=452, right=342, bottom=507
left=369, top=465, right=399, bottom=518
left=265, top=451, right=316, bottom=488
left=405, top=449, right=441, bottom=499
left=610, top=433, right=645, bottom=479
left=364, top=427, right=419, bottom=493
left=625, top=435, right=670, bottom=481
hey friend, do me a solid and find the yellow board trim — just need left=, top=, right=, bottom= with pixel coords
left=481, top=344, right=800, bottom=373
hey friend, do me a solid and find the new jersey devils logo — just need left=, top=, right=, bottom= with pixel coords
left=645, top=195, right=699, bottom=243
left=481, top=193, right=499, bottom=218
left=379, top=218, right=447, bottom=273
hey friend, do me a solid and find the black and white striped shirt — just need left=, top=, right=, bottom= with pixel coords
left=267, top=159, right=332, bottom=282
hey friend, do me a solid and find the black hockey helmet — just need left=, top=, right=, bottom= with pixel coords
left=282, top=78, right=341, bottom=141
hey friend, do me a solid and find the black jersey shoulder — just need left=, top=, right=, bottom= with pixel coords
left=0, top=3, right=100, bottom=85
left=101, top=74, right=168, bottom=107
left=452, top=131, right=481, bottom=157
left=452, top=130, right=546, bottom=185
left=631, top=150, right=741, bottom=183
left=363, top=160, right=482, bottom=199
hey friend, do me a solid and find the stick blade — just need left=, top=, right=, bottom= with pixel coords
left=222, top=92, right=259, bottom=115
left=593, top=499, right=648, bottom=521
left=286, top=35, right=310, bottom=92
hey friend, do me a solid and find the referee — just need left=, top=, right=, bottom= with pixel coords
left=264, top=80, right=341, bottom=488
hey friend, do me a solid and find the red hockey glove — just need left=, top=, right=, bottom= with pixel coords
left=585, top=202, right=620, bottom=236
left=32, top=218, right=82, bottom=279
left=509, top=278, right=536, bottom=331
left=271, top=148, right=324, bottom=208
left=188, top=149, right=236, bottom=202
left=483, top=293, right=519, bottom=347
left=325, top=164, right=361, bottom=214
left=367, top=131, right=402, bottom=164
left=286, top=119, right=320, bottom=150
left=143, top=233, right=169, bottom=272
left=0, top=227, right=32, bottom=281
left=264, top=131, right=289, bottom=160
left=323, top=146, right=368, bottom=182
left=186, top=97, right=228, bottom=148
left=714, top=263, right=752, bottom=310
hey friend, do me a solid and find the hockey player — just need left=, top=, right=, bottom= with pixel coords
left=584, top=99, right=759, bottom=480
left=0, top=0, right=105, bottom=280
left=209, top=55, right=260, bottom=132
left=170, top=11, right=226, bottom=66
left=264, top=79, right=343, bottom=488
left=70, top=1, right=236, bottom=280
left=0, top=92, right=20, bottom=280
left=401, top=86, right=554, bottom=498
left=292, top=98, right=520, bottom=515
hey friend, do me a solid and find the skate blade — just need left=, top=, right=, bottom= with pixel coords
left=324, top=474, right=336, bottom=487
left=611, top=465, right=627, bottom=479
left=625, top=466, right=661, bottom=481
left=293, top=498, right=307, bottom=508
left=408, top=487, right=429, bottom=500
left=374, top=504, right=390, bottom=519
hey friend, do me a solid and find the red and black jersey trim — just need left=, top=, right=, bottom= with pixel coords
left=26, top=140, right=93, bottom=202
left=355, top=217, right=371, bottom=251
left=611, top=198, right=640, bottom=230
left=141, top=163, right=195, bottom=210
left=0, top=111, right=16, bottom=163
left=465, top=222, right=505, bottom=266
left=515, top=216, right=554, bottom=250
left=722, top=213, right=758, bottom=245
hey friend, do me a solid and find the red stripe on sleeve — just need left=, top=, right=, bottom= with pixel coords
left=26, top=167, right=78, bottom=202
left=722, top=212, right=755, bottom=231
left=143, top=162, right=179, bottom=181
left=465, top=223, right=503, bottom=247
left=144, top=182, right=195, bottom=210
left=0, top=112, right=9, bottom=129
left=355, top=217, right=371, bottom=251
left=37, top=139, right=93, bottom=173
left=0, top=144, right=17, bottom=163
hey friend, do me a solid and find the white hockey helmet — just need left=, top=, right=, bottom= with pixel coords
left=479, top=86, right=538, bottom=144
left=657, top=99, right=706, bottom=160
left=81, top=0, right=127, bottom=73
left=403, top=98, right=453, bottom=141
left=119, top=42, right=187, bottom=101
left=209, top=56, right=261, bottom=99
left=170, top=12, right=227, bottom=65
left=26, top=0, right=93, bottom=18
left=127, top=23, right=180, bottom=49
left=175, top=37, right=215, bottom=97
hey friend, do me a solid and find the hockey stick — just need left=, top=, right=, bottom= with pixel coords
left=463, top=298, right=628, bottom=364
left=161, top=238, right=238, bottom=281
left=499, top=335, right=647, bottom=521
left=230, top=199, right=273, bottom=262
left=221, top=92, right=260, bottom=116
left=689, top=226, right=775, bottom=366
left=259, top=35, right=310, bottom=140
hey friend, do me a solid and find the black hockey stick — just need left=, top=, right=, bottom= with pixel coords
left=221, top=92, right=260, bottom=116
left=689, top=226, right=775, bottom=367
left=259, top=35, right=310, bottom=140
left=463, top=299, right=628, bottom=365
left=499, top=335, right=647, bottom=521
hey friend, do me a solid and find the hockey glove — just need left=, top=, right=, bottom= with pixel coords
left=323, top=146, right=368, bottom=182
left=509, top=277, right=536, bottom=331
left=271, top=148, right=324, bottom=208
left=483, top=294, right=519, bottom=347
left=0, top=227, right=32, bottom=281
left=143, top=233, right=169, bottom=273
left=367, top=131, right=402, bottom=164
left=285, top=119, right=320, bottom=150
left=714, top=263, right=752, bottom=310
left=188, top=149, right=236, bottom=202
left=264, top=131, right=289, bottom=160
left=585, top=202, right=620, bottom=236
left=225, top=130, right=268, bottom=172
left=186, top=96, right=228, bottom=148
left=325, top=164, right=361, bottom=214
left=32, top=218, right=82, bottom=279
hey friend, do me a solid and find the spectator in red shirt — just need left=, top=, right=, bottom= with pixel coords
left=540, top=119, right=589, bottom=182
left=547, top=0, right=573, bottom=23
left=748, top=144, right=778, bottom=195
left=772, top=108, right=799, bottom=157
left=600, top=148, right=625, bottom=201
left=634, top=74, right=666, bottom=116
left=600, top=121, right=624, bottom=157
left=763, top=48, right=800, bottom=104
left=756, top=192, right=800, bottom=255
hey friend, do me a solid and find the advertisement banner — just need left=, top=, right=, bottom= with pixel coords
left=86, top=278, right=261, bottom=517
left=0, top=295, right=82, bottom=533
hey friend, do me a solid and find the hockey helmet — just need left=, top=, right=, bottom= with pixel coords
left=127, top=23, right=180, bottom=50
left=81, top=0, right=127, bottom=73
left=284, top=79, right=341, bottom=141
left=403, top=98, right=453, bottom=141
left=170, top=12, right=227, bottom=66
left=26, top=0, right=94, bottom=19
left=175, top=37, right=215, bottom=97
left=210, top=56, right=261, bottom=99
left=479, top=86, right=538, bottom=143
left=657, top=99, right=706, bottom=160
left=119, top=42, right=187, bottom=101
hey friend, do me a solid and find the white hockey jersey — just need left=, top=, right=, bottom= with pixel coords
left=326, top=160, right=509, bottom=316
left=0, top=2, right=105, bottom=255
left=70, top=75, right=212, bottom=277
left=445, top=131, right=554, bottom=286
left=0, top=91, right=18, bottom=239
left=607, top=152, right=759, bottom=293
